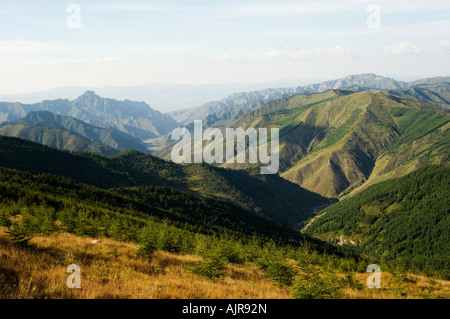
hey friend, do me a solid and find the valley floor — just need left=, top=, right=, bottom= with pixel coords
left=1, top=231, right=448, bottom=299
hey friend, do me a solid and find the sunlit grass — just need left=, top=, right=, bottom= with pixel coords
left=1, top=231, right=448, bottom=299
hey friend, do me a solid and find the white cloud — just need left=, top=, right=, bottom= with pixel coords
left=267, top=19, right=450, bottom=40
left=87, top=1, right=450, bottom=17
left=432, top=40, right=450, bottom=54
left=208, top=46, right=355, bottom=64
left=125, top=46, right=193, bottom=53
left=230, top=1, right=364, bottom=17
left=86, top=3, right=212, bottom=13
left=383, top=42, right=422, bottom=56
left=0, top=41, right=69, bottom=55
left=263, top=46, right=354, bottom=59
left=378, top=0, right=450, bottom=14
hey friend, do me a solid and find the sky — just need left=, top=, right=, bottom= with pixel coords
left=1, top=0, right=450, bottom=95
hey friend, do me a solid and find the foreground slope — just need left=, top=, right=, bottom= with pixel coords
left=0, top=164, right=446, bottom=297
left=1, top=231, right=448, bottom=299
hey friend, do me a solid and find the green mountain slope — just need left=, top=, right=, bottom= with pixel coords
left=0, top=111, right=149, bottom=153
left=214, top=90, right=449, bottom=198
left=303, top=165, right=450, bottom=276
left=113, top=150, right=331, bottom=228
left=0, top=136, right=329, bottom=229
left=155, top=90, right=348, bottom=160
left=281, top=92, right=449, bottom=197
left=0, top=123, right=119, bottom=157
left=0, top=136, right=136, bottom=188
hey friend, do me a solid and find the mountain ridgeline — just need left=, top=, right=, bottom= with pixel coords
left=169, top=73, right=450, bottom=126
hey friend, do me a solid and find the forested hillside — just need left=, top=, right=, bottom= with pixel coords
left=0, top=136, right=329, bottom=229
left=304, top=165, right=450, bottom=278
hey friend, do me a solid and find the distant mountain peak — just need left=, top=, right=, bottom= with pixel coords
left=347, top=73, right=378, bottom=78
left=74, top=90, right=101, bottom=103
left=81, top=90, right=98, bottom=97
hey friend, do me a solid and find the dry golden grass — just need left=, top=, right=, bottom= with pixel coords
left=0, top=231, right=448, bottom=299
left=0, top=231, right=289, bottom=299
left=346, top=272, right=450, bottom=299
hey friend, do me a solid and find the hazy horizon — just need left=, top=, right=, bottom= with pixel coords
left=1, top=72, right=448, bottom=112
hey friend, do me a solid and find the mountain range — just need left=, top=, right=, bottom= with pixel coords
left=157, top=88, right=449, bottom=199
left=2, top=73, right=448, bottom=202
left=0, top=81, right=313, bottom=112
left=0, top=91, right=180, bottom=140
left=169, top=74, right=450, bottom=126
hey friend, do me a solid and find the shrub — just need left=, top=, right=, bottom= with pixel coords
left=218, top=241, right=245, bottom=264
left=158, top=228, right=182, bottom=253
left=35, top=208, right=56, bottom=235
left=291, top=266, right=342, bottom=299
left=266, top=261, right=296, bottom=286
left=0, top=211, right=11, bottom=227
left=5, top=222, right=31, bottom=246
left=138, top=238, right=157, bottom=260
left=340, top=273, right=363, bottom=290
left=137, top=225, right=158, bottom=260
left=191, top=254, right=226, bottom=280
